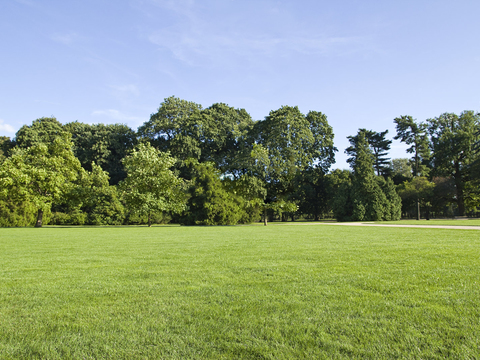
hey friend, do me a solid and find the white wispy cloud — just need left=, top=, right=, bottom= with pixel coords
left=14, top=0, right=36, bottom=6
left=51, top=32, right=81, bottom=45
left=149, top=0, right=195, bottom=15
left=0, top=119, right=15, bottom=133
left=109, top=84, right=140, bottom=97
left=145, top=0, right=370, bottom=68
left=149, top=29, right=366, bottom=67
left=91, top=109, right=143, bottom=123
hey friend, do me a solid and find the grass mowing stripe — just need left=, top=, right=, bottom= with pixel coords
left=0, top=225, right=479, bottom=359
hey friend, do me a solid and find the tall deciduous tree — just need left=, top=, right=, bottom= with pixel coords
left=138, top=96, right=204, bottom=161
left=0, top=136, right=14, bottom=164
left=292, top=166, right=330, bottom=221
left=0, top=135, right=83, bottom=227
left=254, top=106, right=336, bottom=199
left=138, top=97, right=255, bottom=177
left=251, top=106, right=336, bottom=223
left=427, top=111, right=480, bottom=216
left=64, top=122, right=138, bottom=185
left=393, top=115, right=431, bottom=220
left=119, top=143, right=187, bottom=227
left=15, top=117, right=69, bottom=149
left=54, top=163, right=125, bottom=225
left=393, top=116, right=430, bottom=177
left=397, top=177, right=435, bottom=218
left=305, top=111, right=337, bottom=173
left=200, top=103, right=254, bottom=175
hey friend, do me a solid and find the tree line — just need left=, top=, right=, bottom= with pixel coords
left=0, top=96, right=479, bottom=227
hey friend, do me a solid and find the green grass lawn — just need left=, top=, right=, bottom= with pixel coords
left=1, top=225, right=479, bottom=359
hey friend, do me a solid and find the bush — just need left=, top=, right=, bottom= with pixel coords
left=124, top=211, right=172, bottom=225
left=178, top=161, right=256, bottom=225
left=0, top=199, right=52, bottom=227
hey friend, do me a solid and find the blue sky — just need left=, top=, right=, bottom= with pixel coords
left=1, top=0, right=479, bottom=169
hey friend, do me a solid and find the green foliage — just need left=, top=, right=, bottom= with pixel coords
left=253, top=106, right=336, bottom=208
left=389, top=158, right=413, bottom=185
left=393, top=115, right=430, bottom=176
left=200, top=103, right=254, bottom=175
left=397, top=177, right=435, bottom=217
left=257, top=106, right=335, bottom=184
left=15, top=117, right=69, bottom=149
left=138, top=98, right=336, bottom=222
left=0, top=143, right=39, bottom=227
left=225, top=174, right=267, bottom=201
left=335, top=133, right=401, bottom=221
left=351, top=133, right=387, bottom=221
left=430, top=177, right=456, bottom=217
left=124, top=210, right=172, bottom=225
left=49, top=163, right=125, bottom=226
left=464, top=182, right=480, bottom=215
left=223, top=174, right=265, bottom=223
left=305, top=111, right=337, bottom=172
left=328, top=169, right=353, bottom=221
left=120, top=143, right=187, bottom=226
left=64, top=122, right=138, bottom=185
left=0, top=136, right=14, bottom=163
left=265, top=199, right=298, bottom=222
left=378, top=177, right=402, bottom=221
left=7, top=104, right=480, bottom=226
left=50, top=210, right=87, bottom=226
left=248, top=143, right=270, bottom=180
left=138, top=96, right=204, bottom=160
left=139, top=97, right=255, bottom=177
left=0, top=135, right=82, bottom=227
left=0, top=198, right=38, bottom=227
left=331, top=182, right=350, bottom=221
left=292, top=166, right=330, bottom=220
left=390, top=158, right=413, bottom=178
left=179, top=161, right=257, bottom=225
left=80, top=163, right=124, bottom=225
left=346, top=128, right=392, bottom=176
left=427, top=111, right=480, bottom=215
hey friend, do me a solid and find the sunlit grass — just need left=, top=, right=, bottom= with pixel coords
left=1, top=225, right=479, bottom=359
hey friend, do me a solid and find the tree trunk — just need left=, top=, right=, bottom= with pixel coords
left=35, top=209, right=43, bottom=228
left=456, top=184, right=465, bottom=216
left=264, top=208, right=267, bottom=226
left=148, top=212, right=152, bottom=227
left=417, top=198, right=420, bottom=220
left=454, top=162, right=465, bottom=216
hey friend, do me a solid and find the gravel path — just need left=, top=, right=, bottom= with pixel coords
left=319, top=222, right=480, bottom=230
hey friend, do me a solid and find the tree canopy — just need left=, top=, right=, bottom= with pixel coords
left=427, top=111, right=480, bottom=215
left=346, top=128, right=392, bottom=176
left=2, top=100, right=480, bottom=227
left=0, top=135, right=82, bottom=227
left=64, top=122, right=138, bottom=185
left=119, top=143, right=187, bottom=227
